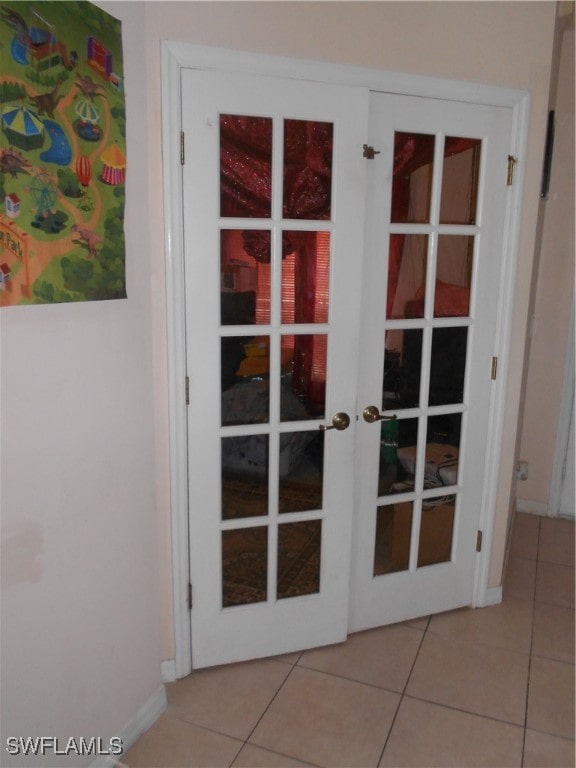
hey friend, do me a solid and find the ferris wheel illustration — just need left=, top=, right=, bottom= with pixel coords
left=30, top=171, right=58, bottom=218
left=29, top=171, right=66, bottom=232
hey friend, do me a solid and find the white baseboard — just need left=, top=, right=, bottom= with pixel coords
left=482, top=585, right=503, bottom=606
left=516, top=498, right=549, bottom=516
left=90, top=685, right=167, bottom=768
left=161, top=659, right=177, bottom=683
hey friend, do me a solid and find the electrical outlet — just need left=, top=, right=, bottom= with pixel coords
left=517, top=460, right=529, bottom=480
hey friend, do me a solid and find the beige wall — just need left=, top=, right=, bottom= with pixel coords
left=517, top=22, right=575, bottom=515
left=143, top=1, right=557, bottom=657
left=1, top=4, right=163, bottom=764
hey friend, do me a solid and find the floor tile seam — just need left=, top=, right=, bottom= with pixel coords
left=535, top=558, right=575, bottom=571
left=160, top=711, right=323, bottom=767
left=243, top=735, right=323, bottom=768
left=293, top=660, right=408, bottom=696
left=532, top=598, right=576, bottom=611
left=524, top=726, right=576, bottom=743
left=528, top=654, right=576, bottom=669
left=506, top=553, right=539, bottom=562
left=424, top=621, right=534, bottom=652
left=521, top=518, right=541, bottom=766
left=420, top=628, right=534, bottom=659
left=521, top=655, right=533, bottom=765
left=162, top=711, right=247, bottom=746
left=377, top=614, right=430, bottom=766
left=242, top=658, right=301, bottom=746
left=264, top=654, right=305, bottom=667
left=529, top=649, right=576, bottom=665
left=536, top=555, right=576, bottom=567
left=399, top=692, right=527, bottom=730
left=508, top=551, right=538, bottom=563
left=533, top=596, right=575, bottom=611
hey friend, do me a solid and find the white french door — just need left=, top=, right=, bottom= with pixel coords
left=180, top=68, right=513, bottom=669
left=349, top=93, right=512, bottom=632
left=181, top=69, right=368, bottom=668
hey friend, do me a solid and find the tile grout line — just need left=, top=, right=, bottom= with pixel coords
left=233, top=651, right=323, bottom=768
left=520, top=514, right=540, bottom=768
left=376, top=616, right=431, bottom=766
left=397, top=691, right=528, bottom=731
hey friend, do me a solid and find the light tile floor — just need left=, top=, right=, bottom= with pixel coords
left=124, top=513, right=575, bottom=767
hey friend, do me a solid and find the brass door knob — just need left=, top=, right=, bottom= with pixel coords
left=319, top=412, right=351, bottom=431
left=363, top=405, right=397, bottom=423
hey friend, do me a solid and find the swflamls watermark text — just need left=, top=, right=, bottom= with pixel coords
left=5, top=736, right=124, bottom=757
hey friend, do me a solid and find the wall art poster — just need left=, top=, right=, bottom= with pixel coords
left=0, top=1, right=126, bottom=306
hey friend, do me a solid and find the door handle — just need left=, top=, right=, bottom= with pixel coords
left=363, top=405, right=397, bottom=423
left=319, top=412, right=351, bottom=431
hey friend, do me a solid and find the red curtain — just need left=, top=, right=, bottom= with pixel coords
left=220, top=115, right=333, bottom=262
left=220, top=118, right=477, bottom=407
left=389, top=134, right=479, bottom=316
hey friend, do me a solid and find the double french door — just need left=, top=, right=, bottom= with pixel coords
left=181, top=67, right=512, bottom=669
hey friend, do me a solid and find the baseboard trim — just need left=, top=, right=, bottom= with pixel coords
left=478, top=585, right=503, bottom=608
left=161, top=659, right=177, bottom=683
left=89, top=685, right=167, bottom=768
left=516, top=498, right=549, bottom=516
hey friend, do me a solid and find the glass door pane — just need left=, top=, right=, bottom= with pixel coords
left=220, top=114, right=272, bottom=218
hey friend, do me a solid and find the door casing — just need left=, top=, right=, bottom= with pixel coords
left=161, top=41, right=530, bottom=678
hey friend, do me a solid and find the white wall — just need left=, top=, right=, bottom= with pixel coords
left=0, top=3, right=163, bottom=765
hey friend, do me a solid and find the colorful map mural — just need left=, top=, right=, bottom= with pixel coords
left=0, top=1, right=126, bottom=306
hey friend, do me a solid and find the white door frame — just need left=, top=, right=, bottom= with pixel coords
left=161, top=41, right=530, bottom=678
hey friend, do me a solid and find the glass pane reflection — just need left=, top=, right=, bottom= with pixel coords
left=221, top=337, right=270, bottom=425
left=220, top=114, right=272, bottom=218
left=383, top=329, right=422, bottom=410
left=417, top=495, right=456, bottom=567
left=440, top=138, right=481, bottom=225
left=281, top=335, right=327, bottom=421
left=283, top=119, right=333, bottom=220
left=378, top=417, right=419, bottom=496
left=435, top=235, right=473, bottom=318
left=391, top=132, right=435, bottom=224
left=277, top=520, right=321, bottom=599
left=279, top=432, right=324, bottom=513
left=221, top=230, right=270, bottom=325
left=221, top=435, right=269, bottom=520
left=281, top=232, right=330, bottom=324
left=374, top=502, right=413, bottom=575
left=222, top=527, right=268, bottom=607
left=429, top=328, right=467, bottom=406
left=425, top=414, right=461, bottom=489
left=387, top=235, right=428, bottom=320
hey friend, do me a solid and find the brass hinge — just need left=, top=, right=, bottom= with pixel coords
left=507, top=155, right=517, bottom=186
left=187, top=583, right=193, bottom=610
left=491, top=357, right=498, bottom=380
left=185, top=375, right=190, bottom=405
left=180, top=131, right=185, bottom=165
left=363, top=144, right=381, bottom=159
left=476, top=530, right=483, bottom=552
